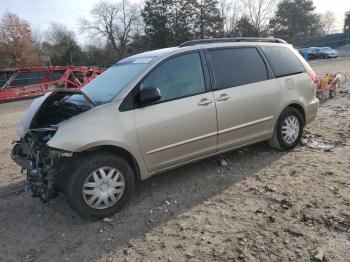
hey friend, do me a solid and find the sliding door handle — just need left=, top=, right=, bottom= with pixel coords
left=198, top=98, right=213, bottom=106
left=216, top=94, right=230, bottom=101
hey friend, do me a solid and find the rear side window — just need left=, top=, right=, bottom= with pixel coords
left=261, top=46, right=305, bottom=78
left=208, top=47, right=268, bottom=90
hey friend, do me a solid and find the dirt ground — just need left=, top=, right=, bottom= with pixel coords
left=0, top=58, right=349, bottom=262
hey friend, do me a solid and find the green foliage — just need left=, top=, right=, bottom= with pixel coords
left=84, top=44, right=118, bottom=67
left=142, top=0, right=173, bottom=48
left=269, top=0, right=321, bottom=42
left=234, top=16, right=257, bottom=37
left=45, top=38, right=87, bottom=66
left=194, top=0, right=223, bottom=38
left=142, top=0, right=223, bottom=48
left=170, top=0, right=197, bottom=44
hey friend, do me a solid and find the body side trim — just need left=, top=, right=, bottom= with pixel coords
left=218, top=116, right=274, bottom=135
left=146, top=131, right=218, bottom=155
left=146, top=116, right=273, bottom=155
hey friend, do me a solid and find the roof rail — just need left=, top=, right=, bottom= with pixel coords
left=179, top=37, right=287, bottom=47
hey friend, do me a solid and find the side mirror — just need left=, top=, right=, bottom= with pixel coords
left=138, top=86, right=161, bottom=106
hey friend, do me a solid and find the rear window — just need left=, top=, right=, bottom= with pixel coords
left=208, top=47, right=268, bottom=90
left=261, top=46, right=305, bottom=78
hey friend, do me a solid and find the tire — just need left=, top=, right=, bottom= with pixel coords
left=269, top=107, right=304, bottom=151
left=316, top=92, right=323, bottom=100
left=65, top=152, right=135, bottom=219
left=329, top=90, right=336, bottom=99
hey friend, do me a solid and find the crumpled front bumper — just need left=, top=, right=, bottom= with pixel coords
left=11, top=142, right=31, bottom=170
left=11, top=137, right=74, bottom=201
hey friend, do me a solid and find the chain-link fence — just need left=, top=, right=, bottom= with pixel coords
left=292, top=33, right=350, bottom=48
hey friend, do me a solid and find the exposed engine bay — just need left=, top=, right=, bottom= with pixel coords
left=11, top=90, right=94, bottom=202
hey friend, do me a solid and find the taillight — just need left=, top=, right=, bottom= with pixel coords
left=307, top=70, right=318, bottom=84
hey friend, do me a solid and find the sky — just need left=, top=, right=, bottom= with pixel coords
left=1, top=0, right=350, bottom=45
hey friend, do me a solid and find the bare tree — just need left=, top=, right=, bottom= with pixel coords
left=218, top=0, right=231, bottom=34
left=218, top=0, right=242, bottom=36
left=320, top=10, right=337, bottom=34
left=79, top=0, right=140, bottom=58
left=46, top=23, right=76, bottom=45
left=242, top=0, right=279, bottom=36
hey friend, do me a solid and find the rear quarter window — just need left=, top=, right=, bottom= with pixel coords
left=261, top=46, right=305, bottom=78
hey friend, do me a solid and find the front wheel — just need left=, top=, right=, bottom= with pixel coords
left=65, top=152, right=135, bottom=219
left=269, top=107, right=304, bottom=151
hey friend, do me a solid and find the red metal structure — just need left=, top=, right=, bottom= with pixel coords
left=0, top=66, right=105, bottom=102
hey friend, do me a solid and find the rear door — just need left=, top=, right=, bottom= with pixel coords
left=133, top=51, right=218, bottom=172
left=206, top=47, right=281, bottom=151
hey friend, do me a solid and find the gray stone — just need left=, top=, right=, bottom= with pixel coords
left=221, top=159, right=228, bottom=167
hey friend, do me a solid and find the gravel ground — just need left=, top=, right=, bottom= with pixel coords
left=0, top=58, right=349, bottom=262
left=336, top=44, right=350, bottom=58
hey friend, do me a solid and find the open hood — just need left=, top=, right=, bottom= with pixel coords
left=17, top=90, right=95, bottom=138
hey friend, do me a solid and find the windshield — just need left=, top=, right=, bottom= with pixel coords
left=321, top=47, right=332, bottom=51
left=80, top=60, right=150, bottom=104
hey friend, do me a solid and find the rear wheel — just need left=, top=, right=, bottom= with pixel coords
left=329, top=90, right=336, bottom=98
left=316, top=92, right=324, bottom=100
left=269, top=107, right=304, bottom=151
left=65, top=152, right=135, bottom=219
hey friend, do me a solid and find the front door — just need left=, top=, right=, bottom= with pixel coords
left=133, top=52, right=217, bottom=172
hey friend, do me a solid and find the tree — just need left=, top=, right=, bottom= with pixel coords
left=142, top=0, right=196, bottom=48
left=169, top=0, right=197, bottom=44
left=143, top=0, right=223, bottom=47
left=269, top=0, right=321, bottom=42
left=46, top=22, right=75, bottom=44
left=320, top=11, right=337, bottom=34
left=344, top=11, right=350, bottom=34
left=194, top=0, right=223, bottom=38
left=218, top=0, right=242, bottom=36
left=0, top=13, right=42, bottom=68
left=80, top=0, right=140, bottom=58
left=242, top=0, right=278, bottom=36
left=43, top=23, right=86, bottom=66
left=142, top=0, right=173, bottom=48
left=84, top=44, right=117, bottom=66
left=235, top=15, right=257, bottom=36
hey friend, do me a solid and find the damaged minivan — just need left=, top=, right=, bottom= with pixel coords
left=12, top=38, right=319, bottom=219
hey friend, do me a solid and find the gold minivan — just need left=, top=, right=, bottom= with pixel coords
left=12, top=38, right=319, bottom=218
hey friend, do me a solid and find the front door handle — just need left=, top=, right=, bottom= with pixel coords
left=216, top=93, right=231, bottom=101
left=198, top=98, right=213, bottom=106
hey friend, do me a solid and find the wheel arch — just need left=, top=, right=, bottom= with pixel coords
left=80, top=145, right=142, bottom=182
left=286, top=103, right=306, bottom=125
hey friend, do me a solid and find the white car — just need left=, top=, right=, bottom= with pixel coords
left=319, top=47, right=338, bottom=58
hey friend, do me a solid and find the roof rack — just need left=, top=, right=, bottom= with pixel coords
left=179, top=37, right=287, bottom=47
